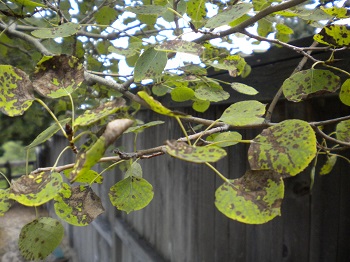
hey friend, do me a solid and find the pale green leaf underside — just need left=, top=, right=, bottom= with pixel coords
left=320, top=155, right=337, bottom=175
left=336, top=120, right=350, bottom=142
left=31, top=22, right=80, bottom=39
left=134, top=48, right=167, bottom=82
left=206, top=131, right=242, bottom=147
left=155, top=40, right=205, bottom=56
left=231, top=83, right=259, bottom=95
left=125, top=120, right=165, bottom=134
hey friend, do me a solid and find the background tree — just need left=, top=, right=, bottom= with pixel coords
left=0, top=0, right=349, bottom=259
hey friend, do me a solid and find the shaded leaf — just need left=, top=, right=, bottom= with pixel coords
left=0, top=65, right=34, bottom=116
left=32, top=54, right=84, bottom=98
left=70, top=119, right=133, bottom=182
left=194, top=85, right=229, bottom=102
left=257, top=19, right=273, bottom=37
left=25, top=118, right=71, bottom=150
left=152, top=84, right=169, bottom=96
left=215, top=170, right=284, bottom=224
left=9, top=171, right=63, bottom=206
left=206, top=131, right=242, bottom=147
left=166, top=140, right=227, bottom=163
left=171, top=86, right=195, bottom=102
left=94, top=6, right=118, bottom=24
left=31, top=22, right=80, bottom=39
left=19, top=217, right=64, bottom=260
left=275, top=23, right=294, bottom=34
left=192, top=99, right=210, bottom=112
left=126, top=5, right=167, bottom=15
left=11, top=0, right=45, bottom=7
left=155, top=40, right=205, bottom=56
left=282, top=69, right=340, bottom=102
left=339, top=79, right=350, bottom=106
left=336, top=120, right=350, bottom=142
left=205, top=3, right=252, bottom=28
left=134, top=48, right=168, bottom=82
left=231, top=83, right=258, bottom=95
left=125, top=120, right=165, bottom=134
left=109, top=175, right=154, bottom=214
left=220, top=100, right=266, bottom=126
left=320, top=155, right=337, bottom=175
left=63, top=168, right=103, bottom=184
left=314, top=24, right=350, bottom=47
left=248, top=120, right=317, bottom=176
left=54, top=183, right=104, bottom=226
left=0, top=189, right=12, bottom=216
left=74, top=98, right=126, bottom=127
left=108, top=46, right=138, bottom=57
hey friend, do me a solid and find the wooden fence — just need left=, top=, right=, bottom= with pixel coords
left=45, top=37, right=350, bottom=262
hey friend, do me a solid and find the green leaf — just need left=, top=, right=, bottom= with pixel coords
left=192, top=99, right=210, bottom=112
left=0, top=65, right=35, bottom=116
left=152, top=84, right=169, bottom=96
left=231, top=83, right=258, bottom=95
left=109, top=175, right=154, bottom=214
left=10, top=0, right=45, bottom=7
left=320, top=6, right=349, bottom=19
left=63, top=168, right=103, bottom=184
left=19, top=217, right=64, bottom=260
left=339, top=79, right=350, bottom=106
left=275, top=23, right=294, bottom=34
left=134, top=48, right=168, bottom=82
left=215, top=170, right=284, bottom=224
left=94, top=6, right=118, bottom=24
left=32, top=54, right=84, bottom=98
left=210, top=55, right=248, bottom=77
left=138, top=91, right=189, bottom=117
left=70, top=119, right=134, bottom=182
left=125, top=120, right=165, bottom=134
left=320, top=155, right=337, bottom=175
left=248, top=119, right=317, bottom=176
left=74, top=99, right=126, bottom=127
left=336, top=120, right=350, bottom=142
left=54, top=183, right=104, bottom=226
left=155, top=40, right=205, bottom=56
left=0, top=189, right=12, bottom=216
left=257, top=19, right=273, bottom=37
left=9, top=171, right=63, bottom=206
left=171, top=86, right=195, bottom=102
left=166, top=141, right=227, bottom=163
left=25, top=118, right=71, bottom=150
left=205, top=3, right=252, bottom=28
left=126, top=5, right=167, bottom=15
left=31, top=22, right=80, bottom=39
left=125, top=161, right=143, bottom=178
left=282, top=69, right=340, bottom=102
left=187, top=0, right=206, bottom=28
left=314, top=25, right=350, bottom=47
left=108, top=46, right=138, bottom=57
left=206, top=131, right=242, bottom=147
left=194, top=85, right=229, bottom=102
left=220, top=100, right=266, bottom=126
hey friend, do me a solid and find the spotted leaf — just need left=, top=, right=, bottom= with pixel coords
left=125, top=120, right=164, bottom=134
left=166, top=140, right=227, bottom=163
left=54, top=183, right=104, bottom=226
left=32, top=54, right=84, bottom=98
left=155, top=40, right=205, bottom=56
left=194, top=85, right=229, bottom=102
left=19, top=217, right=64, bottom=260
left=314, top=24, right=350, bottom=47
left=248, top=119, right=317, bottom=176
left=126, top=5, right=167, bottom=15
left=9, top=171, right=62, bottom=206
left=0, top=65, right=35, bottom=116
left=31, top=22, right=80, bottom=39
left=0, top=189, right=12, bottom=216
left=282, top=69, right=340, bottom=102
left=336, top=120, right=350, bottom=142
left=215, top=170, right=284, bottom=224
left=339, top=79, right=350, bottom=106
left=231, top=83, right=258, bottom=95
left=134, top=48, right=167, bottom=82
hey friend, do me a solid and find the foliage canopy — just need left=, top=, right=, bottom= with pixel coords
left=0, top=0, right=350, bottom=259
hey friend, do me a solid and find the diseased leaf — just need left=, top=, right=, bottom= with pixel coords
left=314, top=24, right=350, bottom=47
left=54, top=183, right=104, bottom=226
left=248, top=119, right=317, bottom=176
left=220, top=100, right=266, bottom=126
left=166, top=140, right=227, bottom=163
left=125, top=120, right=165, bottom=134
left=206, top=131, right=242, bottom=147
left=63, top=168, right=103, bottom=184
left=155, top=40, right=205, bottom=56
left=0, top=189, right=12, bottom=216
left=25, top=118, right=71, bottom=150
left=320, top=155, right=337, bottom=175
left=187, top=0, right=206, bottom=28
left=282, top=69, right=340, bottom=102
left=320, top=6, right=349, bottom=19
left=108, top=46, right=138, bottom=57
left=126, top=5, right=167, bottom=15
left=339, top=79, right=350, bottom=106
left=336, top=120, right=350, bottom=142
left=134, top=48, right=168, bottom=82
left=231, top=83, right=258, bottom=95
left=194, top=85, right=229, bottom=102
left=109, top=175, right=154, bottom=214
left=74, top=98, right=126, bottom=127
left=19, top=217, right=64, bottom=260
left=9, top=171, right=63, bottom=206
left=31, top=22, right=80, bottom=39
left=0, top=65, right=34, bottom=116
left=215, top=170, right=284, bottom=224
left=32, top=54, right=84, bottom=98
left=205, top=3, right=252, bottom=28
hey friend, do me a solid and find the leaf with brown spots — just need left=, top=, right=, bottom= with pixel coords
left=339, top=79, right=350, bottom=106
left=166, top=140, right=227, bottom=163
left=215, top=170, right=284, bottom=224
left=155, top=40, right=205, bottom=56
left=248, top=119, right=317, bottom=176
left=54, top=183, right=105, bottom=226
left=9, top=171, right=63, bottom=206
left=0, top=189, right=12, bottom=216
left=19, top=217, right=64, bottom=260
left=314, top=24, right=350, bottom=47
left=336, top=119, right=350, bottom=142
left=0, top=65, right=35, bottom=116
left=32, top=54, right=84, bottom=98
left=282, top=69, right=340, bottom=102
